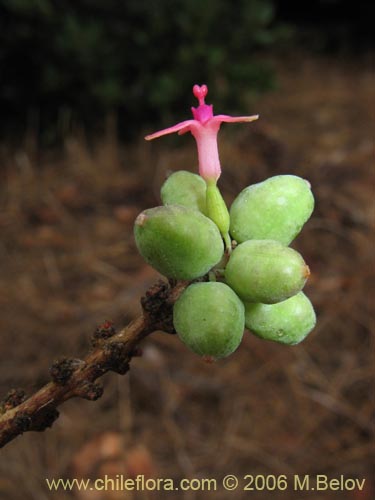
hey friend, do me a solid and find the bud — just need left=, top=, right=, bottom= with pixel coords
left=245, top=292, right=316, bottom=345
left=173, top=282, right=245, bottom=359
left=225, top=240, right=310, bottom=304
left=134, top=205, right=223, bottom=279
left=230, top=175, right=314, bottom=245
left=160, top=170, right=207, bottom=214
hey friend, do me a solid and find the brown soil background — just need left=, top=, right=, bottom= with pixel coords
left=0, top=54, right=373, bottom=499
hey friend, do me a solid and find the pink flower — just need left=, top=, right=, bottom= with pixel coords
left=145, top=84, right=259, bottom=182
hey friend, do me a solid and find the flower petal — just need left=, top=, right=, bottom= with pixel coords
left=145, top=120, right=196, bottom=140
left=177, top=125, right=193, bottom=135
left=212, top=114, right=259, bottom=124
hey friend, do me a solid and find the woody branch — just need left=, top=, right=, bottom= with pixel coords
left=0, top=279, right=188, bottom=449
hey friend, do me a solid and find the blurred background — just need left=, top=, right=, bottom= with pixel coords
left=0, top=0, right=373, bottom=499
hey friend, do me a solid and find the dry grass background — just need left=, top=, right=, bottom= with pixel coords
left=0, top=55, right=373, bottom=499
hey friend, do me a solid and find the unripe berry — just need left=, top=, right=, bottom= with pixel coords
left=225, top=240, right=309, bottom=304
left=230, top=175, right=314, bottom=245
left=161, top=170, right=207, bottom=214
left=244, top=292, right=316, bottom=345
left=173, top=282, right=245, bottom=359
left=134, top=205, right=223, bottom=279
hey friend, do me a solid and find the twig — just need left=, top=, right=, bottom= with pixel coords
left=0, top=279, right=187, bottom=449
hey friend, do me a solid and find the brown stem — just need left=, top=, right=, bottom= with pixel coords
left=0, top=279, right=188, bottom=449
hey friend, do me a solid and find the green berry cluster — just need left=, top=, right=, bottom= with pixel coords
left=134, top=171, right=316, bottom=360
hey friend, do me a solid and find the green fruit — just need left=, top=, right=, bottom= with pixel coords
left=161, top=170, right=207, bottom=214
left=173, top=282, right=245, bottom=359
left=244, top=292, right=316, bottom=345
left=134, top=205, right=223, bottom=279
left=230, top=175, right=314, bottom=245
left=225, top=240, right=309, bottom=304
